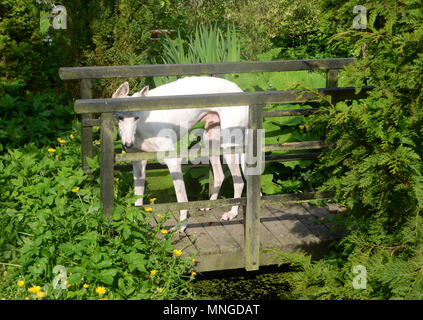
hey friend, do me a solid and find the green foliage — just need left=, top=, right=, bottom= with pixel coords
left=0, top=123, right=195, bottom=300
left=154, top=24, right=241, bottom=87
left=0, top=82, right=74, bottom=149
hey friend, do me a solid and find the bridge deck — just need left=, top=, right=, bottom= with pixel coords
left=150, top=203, right=345, bottom=272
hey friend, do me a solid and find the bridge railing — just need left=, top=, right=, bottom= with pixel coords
left=59, top=59, right=372, bottom=271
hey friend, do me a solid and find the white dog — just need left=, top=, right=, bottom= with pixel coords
left=112, top=76, right=249, bottom=232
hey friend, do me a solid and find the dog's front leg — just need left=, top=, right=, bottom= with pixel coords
left=164, top=157, right=188, bottom=233
left=133, top=160, right=147, bottom=206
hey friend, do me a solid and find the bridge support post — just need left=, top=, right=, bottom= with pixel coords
left=80, top=79, right=94, bottom=176
left=245, top=104, right=264, bottom=271
left=100, top=112, right=115, bottom=221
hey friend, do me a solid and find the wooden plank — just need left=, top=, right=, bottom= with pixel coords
left=100, top=112, right=115, bottom=221
left=80, top=79, right=93, bottom=176
left=326, top=69, right=339, bottom=105
left=208, top=207, right=245, bottom=250
left=263, top=108, right=318, bottom=118
left=135, top=191, right=334, bottom=213
left=82, top=118, right=100, bottom=127
left=59, top=58, right=355, bottom=80
left=113, top=152, right=321, bottom=172
left=114, top=141, right=327, bottom=163
left=245, top=104, right=264, bottom=271
left=74, top=86, right=374, bottom=114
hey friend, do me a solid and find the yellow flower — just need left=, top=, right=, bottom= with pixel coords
left=83, top=284, right=89, bottom=289
left=191, top=258, right=196, bottom=263
left=17, top=280, right=25, bottom=288
left=114, top=177, right=119, bottom=183
left=121, top=150, right=126, bottom=154
left=191, top=272, right=196, bottom=277
left=299, top=125, right=305, bottom=130
left=150, top=269, right=157, bottom=276
left=160, top=229, right=168, bottom=234
left=95, top=140, right=100, bottom=145
left=99, top=297, right=108, bottom=300
left=305, top=123, right=310, bottom=129
left=72, top=187, right=80, bottom=193
left=28, top=286, right=41, bottom=294
left=70, top=134, right=75, bottom=139
left=157, top=213, right=163, bottom=219
left=57, top=138, right=65, bottom=144
left=172, top=249, right=182, bottom=256
left=67, top=284, right=71, bottom=288
left=36, top=291, right=47, bottom=299
left=144, top=207, right=152, bottom=212
left=95, top=286, right=106, bottom=296
left=149, top=198, right=157, bottom=204
left=48, top=148, right=56, bottom=153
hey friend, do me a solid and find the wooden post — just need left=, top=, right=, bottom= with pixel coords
left=100, top=112, right=115, bottom=221
left=80, top=79, right=94, bottom=176
left=245, top=104, right=264, bottom=271
left=326, top=69, right=339, bottom=105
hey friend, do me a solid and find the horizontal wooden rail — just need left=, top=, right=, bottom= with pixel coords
left=74, top=86, right=373, bottom=114
left=142, top=191, right=335, bottom=214
left=59, top=58, right=355, bottom=80
left=114, top=140, right=327, bottom=163
left=113, top=152, right=321, bottom=171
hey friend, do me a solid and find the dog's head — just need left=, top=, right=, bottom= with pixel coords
left=112, top=82, right=149, bottom=149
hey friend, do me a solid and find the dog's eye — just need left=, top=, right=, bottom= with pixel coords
left=118, top=116, right=123, bottom=121
left=134, top=116, right=139, bottom=121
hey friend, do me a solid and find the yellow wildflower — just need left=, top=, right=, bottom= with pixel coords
left=99, top=297, right=108, bottom=300
left=48, top=148, right=56, bottom=153
left=57, top=138, right=65, bottom=144
left=17, top=280, right=25, bottom=288
left=299, top=125, right=305, bottom=130
left=28, top=286, right=41, bottom=294
left=160, top=229, right=168, bottom=234
left=150, top=269, right=157, bottom=277
left=70, top=134, right=75, bottom=139
left=144, top=207, right=152, bottom=212
left=172, top=249, right=182, bottom=256
left=305, top=123, right=310, bottom=129
left=72, top=187, right=80, bottom=193
left=192, top=258, right=196, bottom=263
left=114, top=177, right=119, bottom=183
left=157, top=213, right=163, bottom=219
left=95, top=140, right=100, bottom=145
left=121, top=150, right=126, bottom=154
left=191, top=272, right=196, bottom=277
left=95, top=286, right=106, bottom=296
left=149, top=198, right=157, bottom=204
left=83, top=284, right=89, bottom=289
left=36, top=291, right=47, bottom=299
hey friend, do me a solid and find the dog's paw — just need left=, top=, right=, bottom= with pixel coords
left=134, top=199, right=144, bottom=207
left=220, top=210, right=238, bottom=221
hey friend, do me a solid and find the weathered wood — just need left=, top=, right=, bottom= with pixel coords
left=114, top=141, right=327, bottom=163
left=326, top=69, right=339, bottom=105
left=80, top=79, right=93, bottom=176
left=100, top=113, right=115, bottom=220
left=82, top=118, right=100, bottom=127
left=263, top=108, right=319, bottom=118
left=245, top=104, right=264, bottom=271
left=140, top=191, right=335, bottom=213
left=59, top=58, right=355, bottom=80
left=74, top=86, right=373, bottom=114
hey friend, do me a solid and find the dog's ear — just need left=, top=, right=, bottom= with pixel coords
left=112, top=82, right=129, bottom=98
left=138, top=85, right=149, bottom=96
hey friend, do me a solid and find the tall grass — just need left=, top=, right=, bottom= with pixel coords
left=154, top=24, right=241, bottom=87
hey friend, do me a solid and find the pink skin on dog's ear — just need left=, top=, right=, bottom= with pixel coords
left=112, top=82, right=130, bottom=98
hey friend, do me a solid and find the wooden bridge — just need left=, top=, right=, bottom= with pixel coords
left=59, top=59, right=372, bottom=272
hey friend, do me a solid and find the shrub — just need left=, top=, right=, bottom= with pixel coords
left=0, top=126, right=195, bottom=300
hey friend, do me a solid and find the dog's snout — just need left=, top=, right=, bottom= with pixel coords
left=124, top=142, right=134, bottom=149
